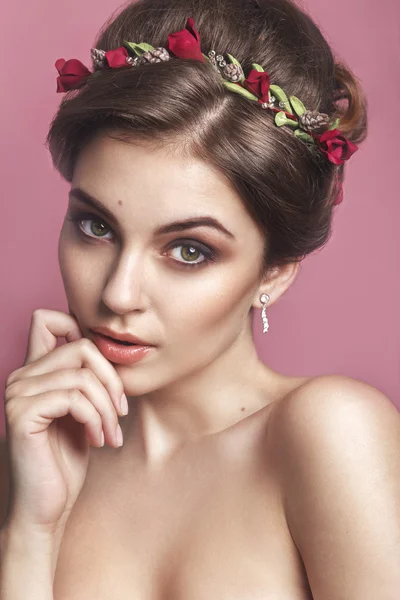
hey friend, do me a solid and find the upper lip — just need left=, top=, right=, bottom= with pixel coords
left=91, top=326, right=153, bottom=346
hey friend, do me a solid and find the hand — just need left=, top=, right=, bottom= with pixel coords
left=3, top=309, right=127, bottom=536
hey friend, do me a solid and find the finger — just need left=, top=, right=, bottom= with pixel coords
left=5, top=389, right=105, bottom=448
left=24, top=309, right=83, bottom=366
left=5, top=368, right=122, bottom=447
left=11, top=338, right=125, bottom=418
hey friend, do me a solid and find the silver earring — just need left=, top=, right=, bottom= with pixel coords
left=260, top=293, right=270, bottom=333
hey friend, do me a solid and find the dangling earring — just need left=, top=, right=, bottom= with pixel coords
left=260, top=293, right=270, bottom=333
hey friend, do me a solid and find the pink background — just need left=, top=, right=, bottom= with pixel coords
left=1, top=0, right=399, bottom=435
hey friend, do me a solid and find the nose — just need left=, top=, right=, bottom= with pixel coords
left=101, top=247, right=149, bottom=314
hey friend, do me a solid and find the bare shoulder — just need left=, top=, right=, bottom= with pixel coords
left=265, top=372, right=400, bottom=503
left=0, top=436, right=10, bottom=529
left=266, top=375, right=400, bottom=596
left=268, top=373, right=400, bottom=458
left=268, top=371, right=400, bottom=536
left=271, top=373, right=399, bottom=431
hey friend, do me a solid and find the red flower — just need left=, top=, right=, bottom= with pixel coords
left=317, top=128, right=358, bottom=165
left=105, top=46, right=130, bottom=68
left=55, top=58, right=91, bottom=93
left=243, top=69, right=271, bottom=103
left=167, top=17, right=206, bottom=62
left=333, top=181, right=344, bottom=205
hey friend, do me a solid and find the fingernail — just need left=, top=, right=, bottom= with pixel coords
left=116, top=424, right=123, bottom=447
left=121, top=393, right=129, bottom=415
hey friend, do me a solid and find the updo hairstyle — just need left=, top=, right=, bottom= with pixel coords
left=46, top=0, right=368, bottom=283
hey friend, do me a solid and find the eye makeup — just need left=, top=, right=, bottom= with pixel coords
left=65, top=209, right=220, bottom=270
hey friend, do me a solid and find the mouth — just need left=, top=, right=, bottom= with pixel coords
left=91, top=330, right=155, bottom=365
left=90, top=326, right=153, bottom=346
left=99, top=334, right=137, bottom=346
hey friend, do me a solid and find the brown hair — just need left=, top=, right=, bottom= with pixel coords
left=46, top=0, right=368, bottom=283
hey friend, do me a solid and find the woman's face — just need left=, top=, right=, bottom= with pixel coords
left=58, top=132, right=267, bottom=396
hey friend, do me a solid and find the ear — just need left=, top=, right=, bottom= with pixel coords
left=251, top=261, right=301, bottom=310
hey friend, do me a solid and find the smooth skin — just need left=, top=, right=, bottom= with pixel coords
left=1, top=311, right=125, bottom=585
left=1, top=132, right=399, bottom=599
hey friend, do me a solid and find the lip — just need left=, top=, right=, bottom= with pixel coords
left=91, top=326, right=153, bottom=346
left=91, top=332, right=154, bottom=365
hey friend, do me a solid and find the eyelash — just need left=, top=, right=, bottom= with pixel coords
left=66, top=210, right=219, bottom=269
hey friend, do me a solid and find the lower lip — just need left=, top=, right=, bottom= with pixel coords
left=91, top=333, right=154, bottom=365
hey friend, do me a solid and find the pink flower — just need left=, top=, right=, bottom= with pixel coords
left=243, top=69, right=271, bottom=103
left=317, top=129, right=358, bottom=165
left=167, top=17, right=206, bottom=62
left=55, top=58, right=91, bottom=93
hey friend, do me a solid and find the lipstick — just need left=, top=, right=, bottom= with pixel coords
left=91, top=332, right=154, bottom=365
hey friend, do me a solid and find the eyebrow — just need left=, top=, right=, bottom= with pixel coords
left=68, top=187, right=236, bottom=240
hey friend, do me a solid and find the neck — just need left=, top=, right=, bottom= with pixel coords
left=115, top=318, right=279, bottom=468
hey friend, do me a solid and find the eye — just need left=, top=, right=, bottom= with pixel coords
left=167, top=240, right=218, bottom=268
left=68, top=212, right=113, bottom=240
left=66, top=210, right=219, bottom=269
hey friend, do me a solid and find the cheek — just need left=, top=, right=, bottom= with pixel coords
left=157, top=276, right=251, bottom=379
left=58, top=228, right=100, bottom=310
left=165, top=270, right=253, bottom=341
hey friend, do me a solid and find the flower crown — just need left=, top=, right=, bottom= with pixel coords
left=55, top=17, right=357, bottom=205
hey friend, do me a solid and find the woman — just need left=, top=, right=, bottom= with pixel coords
left=1, top=0, right=399, bottom=598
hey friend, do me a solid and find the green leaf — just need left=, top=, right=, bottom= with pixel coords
left=226, top=53, right=242, bottom=68
left=223, top=81, right=258, bottom=101
left=122, top=41, right=155, bottom=56
left=269, top=84, right=291, bottom=112
left=136, top=42, right=155, bottom=52
left=294, top=129, right=315, bottom=144
left=289, top=95, right=307, bottom=117
left=251, top=62, right=264, bottom=72
left=274, top=112, right=298, bottom=128
left=275, top=111, right=287, bottom=126
left=328, top=117, right=341, bottom=130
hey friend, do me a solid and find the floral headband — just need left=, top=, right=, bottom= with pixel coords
left=55, top=17, right=358, bottom=205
